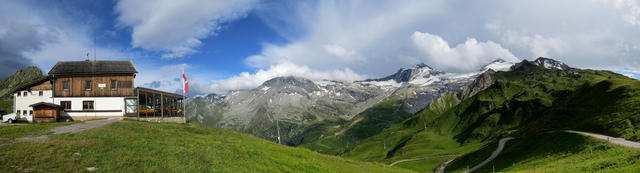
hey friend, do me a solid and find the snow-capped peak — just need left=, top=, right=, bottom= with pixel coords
left=411, top=63, right=432, bottom=70
left=533, top=57, right=570, bottom=70
left=481, top=59, right=515, bottom=72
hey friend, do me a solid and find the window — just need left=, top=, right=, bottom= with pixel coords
left=61, top=101, right=71, bottom=110
left=39, top=91, right=43, bottom=96
left=17, top=111, right=20, bottom=116
left=23, top=91, right=28, bottom=96
left=23, top=110, right=27, bottom=115
left=83, top=101, right=94, bottom=110
left=63, top=81, right=70, bottom=90
left=111, top=80, right=117, bottom=90
left=17, top=92, right=21, bottom=96
left=29, top=110, right=33, bottom=115
left=85, top=80, right=92, bottom=90
left=118, top=81, right=133, bottom=88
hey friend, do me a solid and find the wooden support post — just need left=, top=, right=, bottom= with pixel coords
left=145, top=92, right=148, bottom=117
left=161, top=94, right=164, bottom=119
left=137, top=89, right=140, bottom=120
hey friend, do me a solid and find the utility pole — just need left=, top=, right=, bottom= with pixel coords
left=276, top=119, right=281, bottom=144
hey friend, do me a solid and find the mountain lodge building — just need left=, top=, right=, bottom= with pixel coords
left=12, top=60, right=185, bottom=122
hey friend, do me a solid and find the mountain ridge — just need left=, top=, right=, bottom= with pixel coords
left=187, top=59, right=517, bottom=146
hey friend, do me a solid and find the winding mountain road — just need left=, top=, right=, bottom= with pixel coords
left=445, top=130, right=640, bottom=173
left=438, top=159, right=455, bottom=173
left=462, top=137, right=514, bottom=173
left=388, top=154, right=459, bottom=167
left=565, top=130, right=640, bottom=149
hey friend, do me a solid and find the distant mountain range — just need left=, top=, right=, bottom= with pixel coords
left=187, top=58, right=516, bottom=145
left=331, top=57, right=640, bottom=172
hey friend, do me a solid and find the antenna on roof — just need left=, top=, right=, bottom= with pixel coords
left=94, top=31, right=97, bottom=61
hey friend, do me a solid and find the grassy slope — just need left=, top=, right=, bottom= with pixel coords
left=446, top=132, right=640, bottom=172
left=0, top=121, right=78, bottom=143
left=338, top=65, right=640, bottom=172
left=0, top=120, right=411, bottom=173
left=341, top=92, right=487, bottom=172
left=300, top=99, right=412, bottom=155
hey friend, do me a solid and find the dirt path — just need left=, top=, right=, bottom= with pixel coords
left=565, top=130, right=640, bottom=149
left=333, top=115, right=365, bottom=136
left=463, top=137, right=514, bottom=173
left=15, top=119, right=121, bottom=142
left=438, top=159, right=455, bottom=173
left=388, top=154, right=459, bottom=166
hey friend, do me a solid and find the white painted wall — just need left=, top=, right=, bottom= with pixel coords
left=14, top=90, right=54, bottom=122
left=54, top=97, right=125, bottom=117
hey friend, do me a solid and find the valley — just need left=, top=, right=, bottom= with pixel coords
left=1, top=57, right=638, bottom=172
left=189, top=57, right=640, bottom=172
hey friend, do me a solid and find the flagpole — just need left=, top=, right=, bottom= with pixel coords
left=183, top=70, right=187, bottom=124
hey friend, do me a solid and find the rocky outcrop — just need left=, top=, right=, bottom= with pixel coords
left=363, top=63, right=444, bottom=83
left=460, top=70, right=496, bottom=100
left=512, top=57, right=572, bottom=71
left=0, top=66, right=44, bottom=99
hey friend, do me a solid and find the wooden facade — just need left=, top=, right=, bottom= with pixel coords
left=30, top=80, right=52, bottom=90
left=53, top=75, right=135, bottom=97
left=31, top=103, right=60, bottom=122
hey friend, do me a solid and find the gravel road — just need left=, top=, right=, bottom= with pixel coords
left=15, top=119, right=121, bottom=142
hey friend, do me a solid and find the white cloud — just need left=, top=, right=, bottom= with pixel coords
left=323, top=44, right=364, bottom=63
left=410, top=31, right=518, bottom=72
left=115, top=0, right=259, bottom=59
left=243, top=0, right=640, bottom=81
left=205, top=62, right=365, bottom=94
left=0, top=1, right=133, bottom=75
left=485, top=22, right=566, bottom=58
left=246, top=0, right=450, bottom=76
left=596, top=0, right=640, bottom=25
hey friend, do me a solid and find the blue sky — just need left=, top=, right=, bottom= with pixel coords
left=1, top=0, right=639, bottom=96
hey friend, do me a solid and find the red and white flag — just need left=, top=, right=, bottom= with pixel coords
left=182, top=72, right=189, bottom=93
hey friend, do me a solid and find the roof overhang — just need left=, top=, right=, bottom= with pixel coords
left=29, top=102, right=60, bottom=108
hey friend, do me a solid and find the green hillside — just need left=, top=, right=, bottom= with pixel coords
left=0, top=66, right=44, bottom=113
left=299, top=99, right=412, bottom=155
left=328, top=59, right=640, bottom=172
left=446, top=132, right=640, bottom=172
left=0, top=120, right=410, bottom=172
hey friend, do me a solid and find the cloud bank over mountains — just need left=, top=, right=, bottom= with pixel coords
left=205, top=62, right=364, bottom=94
left=205, top=0, right=640, bottom=94
left=410, top=32, right=519, bottom=72
left=2, top=0, right=640, bottom=95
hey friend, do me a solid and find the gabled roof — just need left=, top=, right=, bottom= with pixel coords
left=12, top=76, right=52, bottom=93
left=29, top=102, right=60, bottom=108
left=48, top=60, right=138, bottom=76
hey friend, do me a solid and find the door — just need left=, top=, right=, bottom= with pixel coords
left=125, top=98, right=138, bottom=117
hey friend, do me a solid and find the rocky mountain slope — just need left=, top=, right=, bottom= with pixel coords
left=188, top=59, right=515, bottom=145
left=0, top=66, right=44, bottom=113
left=337, top=57, right=640, bottom=172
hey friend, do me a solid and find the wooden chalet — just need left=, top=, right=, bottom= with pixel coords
left=12, top=59, right=185, bottom=122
